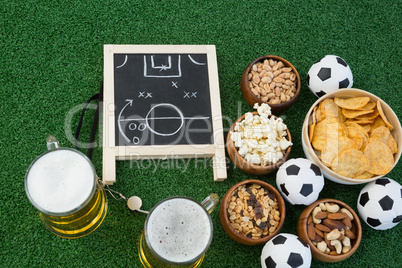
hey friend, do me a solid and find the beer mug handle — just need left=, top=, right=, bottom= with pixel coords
left=46, top=135, right=60, bottom=151
left=201, top=193, right=219, bottom=214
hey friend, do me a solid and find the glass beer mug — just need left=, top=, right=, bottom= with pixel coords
left=138, top=194, right=219, bottom=268
left=25, top=136, right=108, bottom=239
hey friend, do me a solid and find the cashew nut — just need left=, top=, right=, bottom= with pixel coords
left=331, top=239, right=342, bottom=254
left=319, top=202, right=326, bottom=211
left=317, top=241, right=327, bottom=253
left=341, top=208, right=354, bottom=221
left=342, top=245, right=351, bottom=254
left=342, top=237, right=351, bottom=247
left=327, top=228, right=341, bottom=240
left=325, top=203, right=340, bottom=213
left=312, top=206, right=322, bottom=224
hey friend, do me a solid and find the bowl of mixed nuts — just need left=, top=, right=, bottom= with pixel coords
left=297, top=198, right=362, bottom=262
left=219, top=179, right=286, bottom=246
left=240, top=55, right=301, bottom=115
left=227, top=104, right=292, bottom=175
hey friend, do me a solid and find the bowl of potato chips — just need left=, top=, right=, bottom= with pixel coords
left=302, top=88, right=401, bottom=184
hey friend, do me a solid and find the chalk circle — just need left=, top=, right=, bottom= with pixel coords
left=145, top=103, right=184, bottom=136
left=133, top=136, right=140, bottom=145
left=129, top=123, right=137, bottom=130
left=138, top=123, right=146, bottom=131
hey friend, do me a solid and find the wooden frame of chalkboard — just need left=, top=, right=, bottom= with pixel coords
left=103, top=45, right=227, bottom=184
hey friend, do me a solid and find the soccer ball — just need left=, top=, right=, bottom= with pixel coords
left=357, top=178, right=402, bottom=230
left=307, top=55, right=353, bottom=97
left=261, top=233, right=312, bottom=268
left=276, top=158, right=324, bottom=205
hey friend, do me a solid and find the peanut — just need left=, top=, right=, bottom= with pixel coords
left=247, top=59, right=297, bottom=104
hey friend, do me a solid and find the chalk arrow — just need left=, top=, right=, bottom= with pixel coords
left=118, top=99, right=133, bottom=143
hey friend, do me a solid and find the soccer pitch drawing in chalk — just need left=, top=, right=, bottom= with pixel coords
left=113, top=53, right=214, bottom=147
left=103, top=45, right=227, bottom=183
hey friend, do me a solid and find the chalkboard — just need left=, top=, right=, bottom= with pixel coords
left=103, top=45, right=227, bottom=184
left=114, top=53, right=213, bottom=146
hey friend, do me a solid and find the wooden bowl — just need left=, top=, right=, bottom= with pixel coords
left=302, top=88, right=402, bottom=184
left=219, top=179, right=286, bottom=246
left=297, top=198, right=362, bottom=262
left=227, top=111, right=292, bottom=175
left=240, top=55, right=301, bottom=115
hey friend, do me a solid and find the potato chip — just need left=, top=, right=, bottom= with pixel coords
left=369, top=116, right=386, bottom=133
left=353, top=171, right=373, bottom=180
left=348, top=119, right=374, bottom=125
left=364, top=139, right=394, bottom=175
left=320, top=98, right=345, bottom=122
left=321, top=136, right=357, bottom=167
left=343, top=121, right=369, bottom=138
left=370, top=126, right=398, bottom=154
left=355, top=108, right=379, bottom=121
left=331, top=149, right=369, bottom=178
left=342, top=108, right=373, bottom=119
left=357, top=101, right=376, bottom=111
left=312, top=118, right=344, bottom=151
left=346, top=127, right=364, bottom=149
left=334, top=97, right=370, bottom=110
left=377, top=100, right=393, bottom=130
left=359, top=124, right=371, bottom=133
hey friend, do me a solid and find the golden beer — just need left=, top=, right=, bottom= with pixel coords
left=25, top=145, right=107, bottom=239
left=138, top=195, right=218, bottom=268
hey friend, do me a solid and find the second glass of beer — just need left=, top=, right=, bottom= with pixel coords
left=138, top=194, right=219, bottom=268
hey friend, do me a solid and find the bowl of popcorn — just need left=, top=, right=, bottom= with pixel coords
left=219, top=179, right=286, bottom=246
left=227, top=103, right=292, bottom=175
left=297, top=198, right=362, bottom=262
left=240, top=55, right=301, bottom=115
left=302, top=88, right=401, bottom=184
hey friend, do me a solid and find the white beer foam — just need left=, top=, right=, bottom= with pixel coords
left=147, top=198, right=212, bottom=263
left=26, top=150, right=94, bottom=214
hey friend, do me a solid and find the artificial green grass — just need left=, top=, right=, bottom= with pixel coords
left=1, top=0, right=401, bottom=267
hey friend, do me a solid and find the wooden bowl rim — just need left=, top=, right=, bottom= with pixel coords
left=302, top=88, right=402, bottom=183
left=298, top=198, right=362, bottom=262
left=241, top=55, right=301, bottom=109
left=227, top=111, right=292, bottom=173
left=220, top=179, right=286, bottom=245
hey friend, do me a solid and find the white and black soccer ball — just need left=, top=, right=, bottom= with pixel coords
left=307, top=55, right=353, bottom=97
left=261, top=233, right=312, bottom=268
left=276, top=158, right=324, bottom=206
left=357, top=177, right=402, bottom=230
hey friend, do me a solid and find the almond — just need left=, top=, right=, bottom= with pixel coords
left=308, top=223, right=316, bottom=241
left=314, top=211, right=328, bottom=220
left=345, top=229, right=356, bottom=240
left=328, top=212, right=347, bottom=220
left=314, top=227, right=324, bottom=238
left=323, top=219, right=346, bottom=231
left=342, top=216, right=352, bottom=229
left=315, top=223, right=332, bottom=233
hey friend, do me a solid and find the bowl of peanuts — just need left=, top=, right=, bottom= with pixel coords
left=297, top=198, right=362, bottom=262
left=219, top=179, right=286, bottom=246
left=302, top=88, right=401, bottom=184
left=227, top=104, right=293, bottom=175
left=240, top=55, right=301, bottom=115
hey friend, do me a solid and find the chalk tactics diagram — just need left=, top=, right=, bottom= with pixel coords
left=118, top=100, right=210, bottom=144
left=103, top=45, right=227, bottom=183
left=114, top=53, right=211, bottom=145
